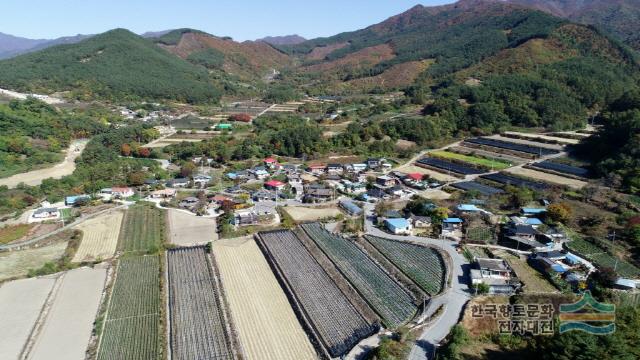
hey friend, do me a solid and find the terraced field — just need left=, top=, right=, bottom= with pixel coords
left=256, top=230, right=376, bottom=357
left=301, top=223, right=417, bottom=328
left=430, top=150, right=511, bottom=170
left=167, top=246, right=234, bottom=360
left=98, top=256, right=160, bottom=360
left=566, top=238, right=640, bottom=278
left=73, top=210, right=124, bottom=262
left=118, top=203, right=164, bottom=253
left=213, top=237, right=316, bottom=360
left=364, top=235, right=446, bottom=296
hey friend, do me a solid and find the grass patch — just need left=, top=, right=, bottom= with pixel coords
left=431, top=150, right=512, bottom=170
left=0, top=224, right=32, bottom=244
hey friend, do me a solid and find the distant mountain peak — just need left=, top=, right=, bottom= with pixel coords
left=257, top=35, right=306, bottom=46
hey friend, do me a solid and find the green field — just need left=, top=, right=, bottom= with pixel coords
left=565, top=238, right=640, bottom=279
left=0, top=224, right=31, bottom=244
left=118, top=203, right=165, bottom=253
left=98, top=256, right=160, bottom=360
left=430, top=150, right=512, bottom=170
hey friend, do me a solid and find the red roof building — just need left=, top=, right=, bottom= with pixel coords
left=264, top=180, right=286, bottom=190
left=264, top=157, right=277, bottom=164
left=406, top=173, right=423, bottom=181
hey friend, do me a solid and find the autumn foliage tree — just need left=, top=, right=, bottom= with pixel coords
left=120, top=143, right=131, bottom=156
left=228, top=113, right=252, bottom=122
left=546, top=203, right=572, bottom=224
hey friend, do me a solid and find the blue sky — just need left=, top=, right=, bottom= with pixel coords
left=2, top=0, right=454, bottom=40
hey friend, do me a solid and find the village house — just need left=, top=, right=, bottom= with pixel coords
left=304, top=184, right=333, bottom=203
left=376, top=175, right=396, bottom=188
left=252, top=168, right=269, bottom=180
left=150, top=188, right=176, bottom=199
left=442, top=217, right=463, bottom=237
left=232, top=210, right=259, bottom=227
left=367, top=185, right=390, bottom=201
left=264, top=180, right=286, bottom=191
left=287, top=174, right=302, bottom=185
left=308, top=164, right=326, bottom=175
left=32, top=207, right=60, bottom=220
left=384, top=218, right=413, bottom=235
left=347, top=163, right=367, bottom=173
left=410, top=215, right=432, bottom=229
left=471, top=258, right=520, bottom=294
left=166, top=178, right=190, bottom=188
left=366, top=158, right=382, bottom=170
left=504, top=223, right=546, bottom=250
left=179, top=196, right=200, bottom=209
left=252, top=190, right=275, bottom=202
left=327, top=164, right=344, bottom=175
left=339, top=199, right=363, bottom=216
left=521, top=207, right=547, bottom=217
left=193, top=174, right=212, bottom=186
left=264, top=157, right=279, bottom=169
left=65, top=194, right=91, bottom=206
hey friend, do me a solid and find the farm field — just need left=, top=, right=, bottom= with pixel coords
left=118, top=203, right=164, bottom=253
left=566, top=238, right=640, bottom=278
left=0, top=241, right=67, bottom=281
left=256, top=230, right=376, bottom=357
left=394, top=164, right=458, bottom=182
left=451, top=181, right=504, bottom=196
left=283, top=206, right=342, bottom=222
left=73, top=210, right=124, bottom=262
left=487, top=134, right=564, bottom=151
left=301, top=223, right=417, bottom=328
left=504, top=167, right=588, bottom=189
left=98, top=256, right=160, bottom=360
left=430, top=150, right=512, bottom=170
left=167, top=209, right=217, bottom=246
left=530, top=160, right=590, bottom=178
left=364, top=235, right=446, bottom=296
left=492, top=250, right=557, bottom=293
left=167, top=246, right=234, bottom=360
left=502, top=131, right=580, bottom=145
left=481, top=172, right=549, bottom=190
left=0, top=224, right=32, bottom=244
left=213, top=237, right=316, bottom=360
left=417, top=157, right=484, bottom=176
left=465, top=137, right=558, bottom=156
left=449, top=146, right=528, bottom=164
left=28, top=267, right=107, bottom=360
left=0, top=277, right=56, bottom=359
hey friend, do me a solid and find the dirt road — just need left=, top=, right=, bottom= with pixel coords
left=0, top=140, right=88, bottom=188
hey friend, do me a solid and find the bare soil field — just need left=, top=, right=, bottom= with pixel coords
left=415, top=189, right=452, bottom=200
left=72, top=210, right=124, bottom=262
left=167, top=209, right=217, bottom=246
left=505, top=167, right=587, bottom=189
left=284, top=206, right=342, bottom=222
left=0, top=140, right=88, bottom=188
left=395, top=164, right=458, bottom=182
left=0, top=277, right=56, bottom=359
left=0, top=242, right=67, bottom=281
left=213, top=237, right=316, bottom=360
left=28, top=266, right=107, bottom=360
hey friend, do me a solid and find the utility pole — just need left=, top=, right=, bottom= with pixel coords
left=609, top=230, right=619, bottom=271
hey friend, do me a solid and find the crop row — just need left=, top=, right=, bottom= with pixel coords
left=465, top=137, right=558, bottom=156
left=301, top=223, right=417, bottom=328
left=430, top=150, right=511, bottom=170
left=417, top=157, right=484, bottom=175
left=531, top=160, right=590, bottom=178
left=566, top=238, right=640, bottom=278
left=118, top=203, right=164, bottom=253
left=98, top=255, right=160, bottom=360
left=451, top=181, right=504, bottom=195
left=364, top=235, right=446, bottom=296
left=481, top=172, right=549, bottom=190
left=167, top=247, right=234, bottom=360
left=257, top=230, right=376, bottom=358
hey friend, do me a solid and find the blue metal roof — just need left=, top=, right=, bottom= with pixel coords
left=551, top=263, right=568, bottom=273
left=443, top=218, right=463, bottom=223
left=385, top=218, right=410, bottom=228
left=457, top=204, right=480, bottom=212
left=525, top=218, right=543, bottom=225
left=522, top=208, right=546, bottom=214
left=615, top=278, right=637, bottom=288
left=340, top=200, right=362, bottom=215
left=565, top=253, right=580, bottom=265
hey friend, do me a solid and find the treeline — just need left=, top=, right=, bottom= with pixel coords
left=0, top=98, right=106, bottom=177
left=578, top=90, right=640, bottom=194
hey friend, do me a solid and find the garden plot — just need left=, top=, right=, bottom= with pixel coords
left=0, top=277, right=56, bottom=359
left=492, top=250, right=557, bottom=294
left=118, top=203, right=165, bottom=253
left=28, top=267, right=107, bottom=360
left=167, top=209, right=217, bottom=246
left=284, top=206, right=342, bottom=222
left=167, top=247, right=234, bottom=360
left=73, top=211, right=123, bottom=262
left=449, top=146, right=528, bottom=165
left=0, top=241, right=67, bottom=281
left=98, top=256, right=160, bottom=360
left=394, top=164, right=458, bottom=182
left=504, top=167, right=587, bottom=189
left=213, top=237, right=316, bottom=360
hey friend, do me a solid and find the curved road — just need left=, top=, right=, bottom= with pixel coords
left=363, top=203, right=471, bottom=360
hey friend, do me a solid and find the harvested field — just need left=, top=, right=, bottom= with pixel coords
left=167, top=209, right=217, bottom=246
left=118, top=203, right=165, bottom=253
left=415, top=189, right=452, bottom=200
left=213, top=237, right=316, bottom=360
left=167, top=247, right=234, bottom=360
left=394, top=164, right=458, bottom=182
left=73, top=211, right=123, bottom=262
left=0, top=277, right=56, bottom=359
left=28, top=267, right=107, bottom=360
left=256, top=230, right=376, bottom=357
left=0, top=242, right=67, bottom=281
left=98, top=256, right=160, bottom=360
left=283, top=206, right=341, bottom=222
left=504, top=167, right=587, bottom=189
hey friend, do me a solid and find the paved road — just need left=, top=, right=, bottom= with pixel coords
left=362, top=203, right=471, bottom=360
left=0, top=204, right=128, bottom=251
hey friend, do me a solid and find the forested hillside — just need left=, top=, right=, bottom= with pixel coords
left=0, top=98, right=105, bottom=177
left=0, top=29, right=221, bottom=103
